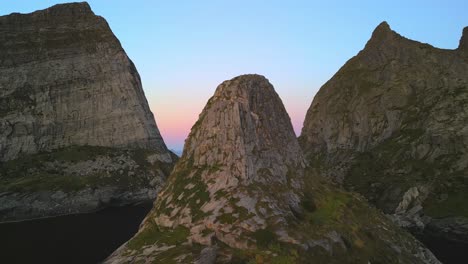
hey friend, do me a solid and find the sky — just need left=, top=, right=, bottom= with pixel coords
left=1, top=1, right=467, bottom=151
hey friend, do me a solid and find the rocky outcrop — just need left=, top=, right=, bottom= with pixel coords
left=300, top=22, right=468, bottom=246
left=0, top=3, right=176, bottom=221
left=106, top=75, right=439, bottom=264
left=459, top=26, right=468, bottom=53
left=0, top=145, right=176, bottom=222
left=0, top=2, right=167, bottom=161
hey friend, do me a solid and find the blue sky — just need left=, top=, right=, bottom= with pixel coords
left=1, top=1, right=467, bottom=151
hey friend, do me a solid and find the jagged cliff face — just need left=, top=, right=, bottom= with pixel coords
left=300, top=22, right=468, bottom=243
left=106, top=75, right=438, bottom=264
left=0, top=2, right=167, bottom=161
left=0, top=3, right=176, bottom=221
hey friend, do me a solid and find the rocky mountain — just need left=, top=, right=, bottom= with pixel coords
left=300, top=22, right=468, bottom=246
left=106, top=75, right=438, bottom=264
left=0, top=3, right=176, bottom=221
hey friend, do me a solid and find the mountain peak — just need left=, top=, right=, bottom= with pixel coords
left=225, top=73, right=267, bottom=81
left=213, top=74, right=271, bottom=98
left=371, top=21, right=393, bottom=37
left=375, top=21, right=391, bottom=32
left=364, top=21, right=402, bottom=49
left=3, top=2, right=93, bottom=18
left=148, top=74, right=306, bottom=250
left=300, top=20, right=468, bottom=262
left=0, top=2, right=96, bottom=27
left=0, top=0, right=168, bottom=160
left=33, top=2, right=94, bottom=18
left=185, top=74, right=303, bottom=171
left=0, top=1, right=175, bottom=224
left=43, top=2, right=92, bottom=14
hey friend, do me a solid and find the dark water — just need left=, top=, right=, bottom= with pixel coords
left=0, top=204, right=466, bottom=264
left=0, top=203, right=152, bottom=264
left=416, top=234, right=468, bottom=264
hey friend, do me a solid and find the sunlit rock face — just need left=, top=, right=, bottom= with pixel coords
left=0, top=3, right=176, bottom=221
left=106, top=74, right=439, bottom=264
left=300, top=22, right=468, bottom=245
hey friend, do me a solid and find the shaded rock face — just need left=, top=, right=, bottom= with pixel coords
left=300, top=22, right=468, bottom=244
left=0, top=3, right=176, bottom=221
left=106, top=75, right=438, bottom=264
left=0, top=2, right=167, bottom=161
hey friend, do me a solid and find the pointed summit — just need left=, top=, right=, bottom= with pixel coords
left=364, top=21, right=400, bottom=49
left=374, top=21, right=391, bottom=33
left=106, top=75, right=438, bottom=263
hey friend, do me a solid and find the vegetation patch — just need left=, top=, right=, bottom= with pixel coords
left=345, top=131, right=432, bottom=210
left=218, top=212, right=236, bottom=224
left=253, top=228, right=278, bottom=248
left=163, top=158, right=211, bottom=222
left=295, top=173, right=430, bottom=263
left=300, top=192, right=317, bottom=213
left=423, top=179, right=468, bottom=218
left=0, top=145, right=174, bottom=193
left=214, top=189, right=228, bottom=200
left=201, top=228, right=214, bottom=236
left=309, top=192, right=349, bottom=225
left=225, top=240, right=299, bottom=264
left=127, top=224, right=189, bottom=250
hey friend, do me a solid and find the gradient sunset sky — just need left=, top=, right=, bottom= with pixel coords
left=2, top=1, right=467, bottom=151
